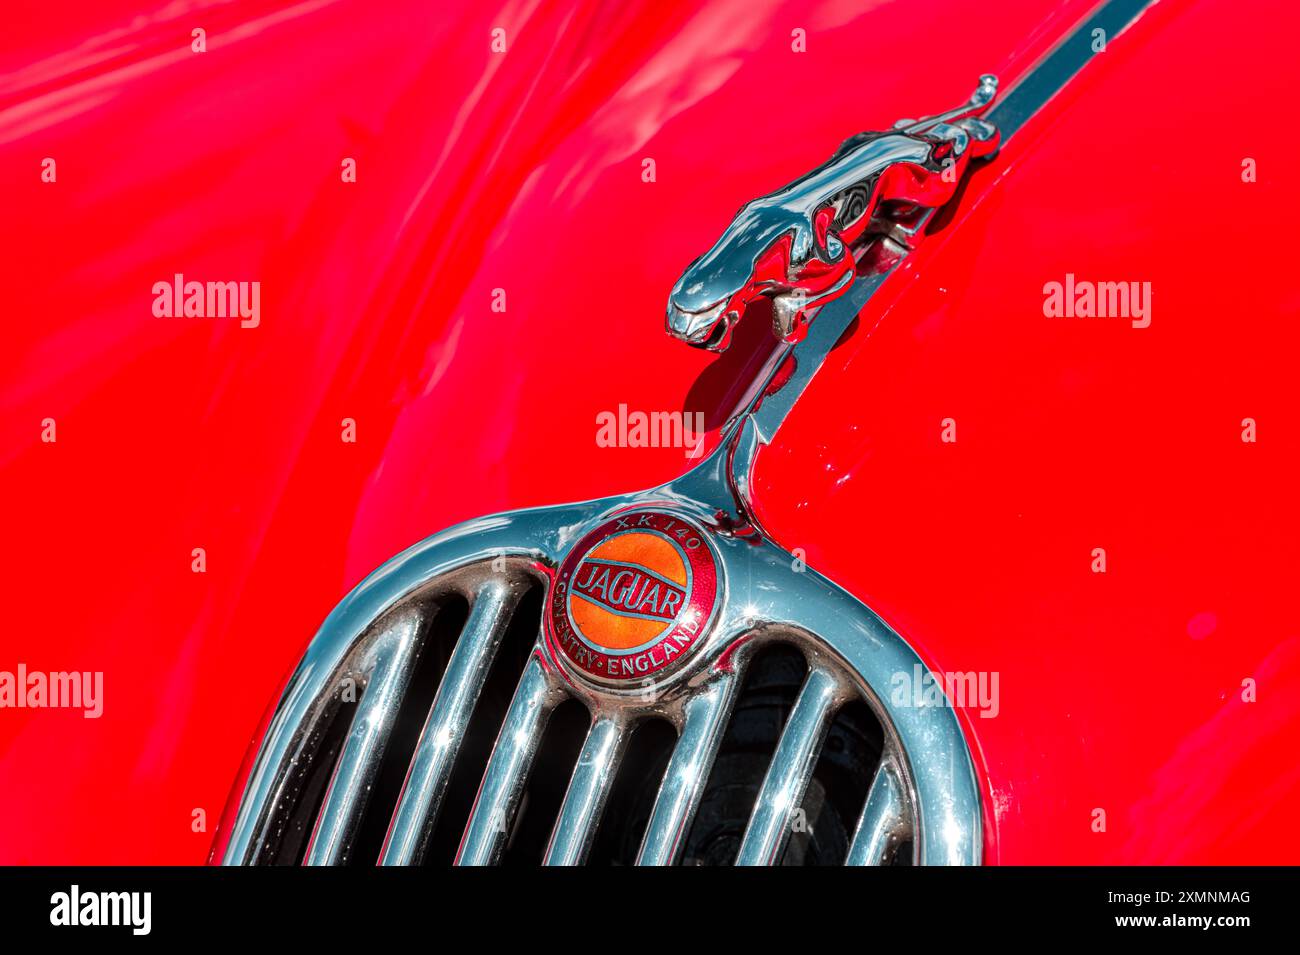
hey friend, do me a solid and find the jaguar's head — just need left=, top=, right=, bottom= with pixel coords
left=667, top=205, right=789, bottom=350
left=666, top=198, right=830, bottom=351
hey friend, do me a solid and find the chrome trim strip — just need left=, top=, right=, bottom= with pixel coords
left=542, top=716, right=628, bottom=866
left=987, top=0, right=1156, bottom=139
left=846, top=756, right=911, bottom=866
left=305, top=607, right=423, bottom=865
left=735, top=667, right=841, bottom=866
left=379, top=577, right=518, bottom=866
left=454, top=651, right=564, bottom=866
left=635, top=671, right=740, bottom=866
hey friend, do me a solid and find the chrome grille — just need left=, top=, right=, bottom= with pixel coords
left=219, top=490, right=982, bottom=866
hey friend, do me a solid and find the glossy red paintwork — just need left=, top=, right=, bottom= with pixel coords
left=753, top=0, right=1300, bottom=863
left=2, top=0, right=1289, bottom=865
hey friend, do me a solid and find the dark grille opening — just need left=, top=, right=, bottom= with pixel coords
left=423, top=582, right=544, bottom=864
left=588, top=718, right=678, bottom=865
left=345, top=595, right=467, bottom=864
left=788, top=700, right=884, bottom=865
left=266, top=596, right=466, bottom=865
left=271, top=690, right=357, bottom=865
left=499, top=698, right=588, bottom=865
left=680, top=644, right=807, bottom=865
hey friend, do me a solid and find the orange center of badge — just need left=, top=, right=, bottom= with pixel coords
left=549, top=511, right=720, bottom=683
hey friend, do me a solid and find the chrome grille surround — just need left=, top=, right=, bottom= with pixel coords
left=219, top=440, right=982, bottom=866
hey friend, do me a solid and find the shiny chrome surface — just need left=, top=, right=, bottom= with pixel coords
left=665, top=75, right=999, bottom=351
left=455, top=651, right=565, bottom=865
left=985, top=0, right=1155, bottom=136
left=304, top=607, right=422, bottom=865
left=220, top=447, right=985, bottom=864
left=846, top=757, right=912, bottom=866
left=380, top=577, right=518, bottom=865
left=543, top=716, right=628, bottom=865
left=218, top=80, right=1001, bottom=868
left=735, top=667, right=843, bottom=866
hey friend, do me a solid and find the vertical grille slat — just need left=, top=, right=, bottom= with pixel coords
left=735, top=666, right=840, bottom=866
left=304, top=607, right=424, bottom=865
left=454, top=651, right=562, bottom=865
left=846, top=756, right=910, bottom=866
left=635, top=672, right=740, bottom=866
left=542, top=717, right=628, bottom=866
left=380, top=578, right=517, bottom=865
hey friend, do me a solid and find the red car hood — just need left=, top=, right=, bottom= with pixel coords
left=7, top=0, right=1291, bottom=865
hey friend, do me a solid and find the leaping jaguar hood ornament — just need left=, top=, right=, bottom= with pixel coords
left=666, top=75, right=1001, bottom=351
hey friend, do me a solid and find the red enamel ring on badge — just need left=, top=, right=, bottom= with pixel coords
left=548, top=510, right=720, bottom=684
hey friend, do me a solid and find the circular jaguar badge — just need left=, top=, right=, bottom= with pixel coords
left=549, top=510, right=720, bottom=684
